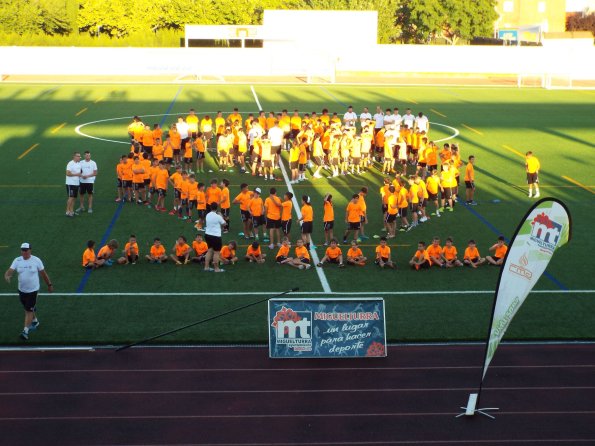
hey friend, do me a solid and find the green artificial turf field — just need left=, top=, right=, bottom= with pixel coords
left=0, top=83, right=593, bottom=346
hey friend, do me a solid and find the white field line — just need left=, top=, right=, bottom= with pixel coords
left=250, top=85, right=331, bottom=294
left=0, top=290, right=592, bottom=297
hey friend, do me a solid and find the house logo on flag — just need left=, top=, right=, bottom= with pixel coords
left=530, top=213, right=562, bottom=253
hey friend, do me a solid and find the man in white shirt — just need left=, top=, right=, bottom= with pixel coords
left=373, top=106, right=384, bottom=133
left=78, top=150, right=98, bottom=214
left=383, top=108, right=394, bottom=129
left=65, top=152, right=82, bottom=217
left=402, top=108, right=415, bottom=129
left=204, top=203, right=227, bottom=273
left=392, top=108, right=402, bottom=132
left=267, top=121, right=284, bottom=166
left=415, top=112, right=429, bottom=133
left=176, top=116, right=190, bottom=151
left=343, top=105, right=357, bottom=129
left=4, top=243, right=53, bottom=340
left=359, top=107, right=372, bottom=126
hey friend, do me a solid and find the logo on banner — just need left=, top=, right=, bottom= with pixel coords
left=530, top=213, right=562, bottom=253
left=271, top=306, right=312, bottom=351
left=509, top=252, right=533, bottom=280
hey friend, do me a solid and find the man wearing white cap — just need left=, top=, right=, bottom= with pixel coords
left=4, top=243, right=53, bottom=340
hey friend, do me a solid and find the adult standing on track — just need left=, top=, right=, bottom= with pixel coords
left=204, top=203, right=227, bottom=273
left=65, top=151, right=82, bottom=217
left=4, top=243, right=53, bottom=340
left=78, top=150, right=98, bottom=214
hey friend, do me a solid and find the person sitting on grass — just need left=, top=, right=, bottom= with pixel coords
left=486, top=236, right=508, bottom=266
left=246, top=241, right=266, bottom=263
left=82, top=240, right=104, bottom=269
left=463, top=239, right=486, bottom=268
left=146, top=238, right=167, bottom=263
left=191, top=234, right=208, bottom=264
left=294, top=238, right=312, bottom=270
left=97, top=239, right=119, bottom=266
left=317, top=239, right=344, bottom=268
left=170, top=236, right=190, bottom=265
left=427, top=236, right=444, bottom=268
left=220, top=241, right=238, bottom=265
left=119, top=234, right=139, bottom=265
left=375, top=236, right=395, bottom=269
left=346, top=240, right=367, bottom=266
left=441, top=237, right=463, bottom=268
left=409, top=241, right=432, bottom=270
left=276, top=237, right=299, bottom=268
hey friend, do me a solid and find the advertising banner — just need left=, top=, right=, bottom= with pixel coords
left=482, top=198, right=572, bottom=379
left=268, top=298, right=387, bottom=358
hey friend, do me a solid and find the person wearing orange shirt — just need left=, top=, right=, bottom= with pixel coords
left=486, top=236, right=508, bottom=266
left=346, top=240, right=367, bottom=266
left=245, top=241, right=266, bottom=264
left=140, top=125, right=155, bottom=157
left=264, top=188, right=283, bottom=249
left=425, top=142, right=438, bottom=175
left=206, top=179, right=222, bottom=208
left=154, top=161, right=169, bottom=212
left=152, top=138, right=164, bottom=162
left=176, top=171, right=190, bottom=220
left=299, top=195, right=314, bottom=249
left=185, top=174, right=199, bottom=221
left=464, top=155, right=477, bottom=205
left=236, top=128, right=248, bottom=173
left=168, top=165, right=183, bottom=214
left=219, top=178, right=231, bottom=233
left=276, top=237, right=299, bottom=268
left=233, top=183, right=253, bottom=239
left=191, top=234, right=208, bottom=264
left=131, top=156, right=146, bottom=204
left=426, top=169, right=441, bottom=218
left=396, top=178, right=410, bottom=231
left=193, top=132, right=206, bottom=173
left=146, top=238, right=167, bottom=263
left=152, top=123, right=162, bottom=142
left=317, top=239, right=344, bottom=268
left=182, top=138, right=194, bottom=173
left=119, top=235, right=139, bottom=265
left=463, top=240, right=485, bottom=268
left=170, top=236, right=191, bottom=265
left=140, top=153, right=152, bottom=201
left=220, top=241, right=238, bottom=265
left=407, top=176, right=420, bottom=229
left=162, top=135, right=174, bottom=168
left=386, top=185, right=399, bottom=239
left=290, top=109, right=302, bottom=140
left=249, top=187, right=265, bottom=241
left=439, top=143, right=452, bottom=171
left=441, top=237, right=463, bottom=268
left=127, top=116, right=144, bottom=141
left=322, top=194, right=335, bottom=245
left=426, top=237, right=444, bottom=267
left=375, top=127, right=386, bottom=163
left=200, top=115, right=213, bottom=150
left=227, top=108, right=242, bottom=128
left=116, top=155, right=131, bottom=203
left=169, top=124, right=182, bottom=166
left=97, top=239, right=118, bottom=266
left=293, top=239, right=312, bottom=270
left=343, top=194, right=363, bottom=244
left=409, top=241, right=431, bottom=270
left=82, top=240, right=104, bottom=269
left=194, top=182, right=207, bottom=231
left=375, top=237, right=395, bottom=269
left=281, top=192, right=293, bottom=237
left=415, top=175, right=429, bottom=223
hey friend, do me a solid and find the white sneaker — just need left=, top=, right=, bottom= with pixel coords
left=535, top=192, right=540, bottom=198
left=268, top=244, right=274, bottom=250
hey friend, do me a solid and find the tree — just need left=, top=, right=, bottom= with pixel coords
left=567, top=12, right=595, bottom=36
left=396, top=0, right=497, bottom=44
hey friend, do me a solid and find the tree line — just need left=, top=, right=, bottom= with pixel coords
left=1, top=0, right=502, bottom=45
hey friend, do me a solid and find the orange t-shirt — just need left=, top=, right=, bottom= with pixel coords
left=220, top=187, right=230, bottom=210
left=192, top=241, right=208, bottom=256
left=265, top=196, right=282, bottom=220
left=187, top=182, right=199, bottom=201
left=155, top=169, right=169, bottom=190
left=249, top=197, right=264, bottom=217
left=414, top=249, right=430, bottom=264
left=234, top=190, right=253, bottom=211
left=443, top=245, right=458, bottom=261
left=277, top=245, right=290, bottom=258
left=494, top=244, right=508, bottom=258
left=179, top=179, right=190, bottom=200
left=281, top=201, right=292, bottom=221
left=152, top=144, right=164, bottom=161
left=82, top=248, right=95, bottom=267
left=247, top=245, right=262, bottom=257
left=301, top=205, right=313, bottom=222
left=387, top=194, right=399, bottom=215
left=427, top=244, right=443, bottom=259
left=197, top=190, right=206, bottom=210
left=464, top=246, right=480, bottom=260
left=347, top=247, right=363, bottom=259
left=141, top=129, right=154, bottom=147
left=175, top=243, right=190, bottom=257
left=206, top=186, right=222, bottom=205
left=325, top=246, right=342, bottom=259
left=376, top=245, right=390, bottom=259
left=323, top=201, right=334, bottom=222
left=125, top=242, right=139, bottom=256
left=346, top=201, right=362, bottom=223
left=169, top=130, right=181, bottom=149
left=131, top=163, right=145, bottom=183
left=295, top=246, right=310, bottom=260
left=465, top=163, right=474, bottom=182
left=97, top=245, right=114, bottom=259
left=150, top=245, right=165, bottom=258
left=221, top=245, right=235, bottom=259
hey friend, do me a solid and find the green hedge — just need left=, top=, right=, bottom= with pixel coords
left=0, top=30, right=183, bottom=47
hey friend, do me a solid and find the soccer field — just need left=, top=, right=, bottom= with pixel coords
left=0, top=83, right=594, bottom=346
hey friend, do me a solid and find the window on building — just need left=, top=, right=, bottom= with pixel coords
left=503, top=1, right=514, bottom=13
left=538, top=1, right=546, bottom=13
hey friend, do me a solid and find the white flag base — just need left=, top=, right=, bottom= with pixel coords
left=455, top=393, right=499, bottom=419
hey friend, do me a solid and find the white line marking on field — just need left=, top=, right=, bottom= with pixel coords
left=0, top=290, right=592, bottom=297
left=250, top=85, right=331, bottom=294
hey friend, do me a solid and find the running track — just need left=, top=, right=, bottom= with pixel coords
left=1, top=344, right=594, bottom=445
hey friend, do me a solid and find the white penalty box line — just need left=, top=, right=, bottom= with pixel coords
left=250, top=85, right=331, bottom=294
left=0, top=290, right=592, bottom=297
